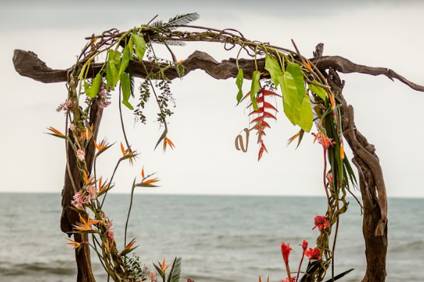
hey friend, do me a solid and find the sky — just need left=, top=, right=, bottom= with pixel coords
left=0, top=0, right=423, bottom=197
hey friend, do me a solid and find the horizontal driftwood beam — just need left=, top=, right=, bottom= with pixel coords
left=12, top=49, right=424, bottom=92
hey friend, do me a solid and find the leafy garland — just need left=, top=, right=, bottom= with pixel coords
left=49, top=13, right=358, bottom=281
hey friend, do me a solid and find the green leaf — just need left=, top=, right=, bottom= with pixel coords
left=250, top=70, right=261, bottom=111
left=343, top=157, right=357, bottom=185
left=84, top=73, right=102, bottom=99
left=119, top=44, right=132, bottom=77
left=283, top=62, right=306, bottom=104
left=153, top=263, right=165, bottom=280
left=265, top=55, right=283, bottom=87
left=236, top=68, right=244, bottom=104
left=167, top=257, right=182, bottom=282
left=309, top=83, right=328, bottom=101
left=175, top=63, right=185, bottom=78
left=297, top=95, right=313, bottom=132
left=280, top=62, right=313, bottom=131
left=132, top=32, right=146, bottom=61
left=120, top=73, right=134, bottom=110
left=282, top=94, right=313, bottom=132
left=106, top=50, right=121, bottom=89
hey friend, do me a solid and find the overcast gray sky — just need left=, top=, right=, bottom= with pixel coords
left=1, top=0, right=423, bottom=197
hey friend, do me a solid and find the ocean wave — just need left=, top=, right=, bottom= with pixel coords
left=0, top=261, right=75, bottom=276
left=390, top=240, right=424, bottom=253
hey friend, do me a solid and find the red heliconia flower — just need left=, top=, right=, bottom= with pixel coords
left=281, top=242, right=292, bottom=265
left=301, top=240, right=308, bottom=252
left=313, top=215, right=330, bottom=231
left=305, top=247, right=321, bottom=260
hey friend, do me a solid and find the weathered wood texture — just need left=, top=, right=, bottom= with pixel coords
left=61, top=101, right=103, bottom=282
left=12, top=49, right=424, bottom=92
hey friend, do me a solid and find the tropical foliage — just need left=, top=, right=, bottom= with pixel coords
left=48, top=12, right=360, bottom=281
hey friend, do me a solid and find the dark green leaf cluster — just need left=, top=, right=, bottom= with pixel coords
left=155, top=80, right=175, bottom=125
left=134, top=80, right=151, bottom=124
left=123, top=255, right=150, bottom=281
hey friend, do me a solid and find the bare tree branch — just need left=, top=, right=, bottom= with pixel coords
left=13, top=49, right=424, bottom=92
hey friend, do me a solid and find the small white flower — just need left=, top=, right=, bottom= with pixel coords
left=76, top=149, right=85, bottom=161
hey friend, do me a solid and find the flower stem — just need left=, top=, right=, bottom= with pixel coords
left=124, top=179, right=136, bottom=247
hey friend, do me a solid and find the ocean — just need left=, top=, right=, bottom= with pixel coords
left=0, top=193, right=423, bottom=282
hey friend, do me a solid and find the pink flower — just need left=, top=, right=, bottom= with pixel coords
left=98, top=85, right=111, bottom=109
left=301, top=240, right=308, bottom=252
left=149, top=271, right=157, bottom=282
left=71, top=191, right=88, bottom=209
left=76, top=149, right=85, bottom=161
left=326, top=172, right=334, bottom=184
left=281, top=242, right=292, bottom=265
left=56, top=99, right=74, bottom=113
left=305, top=247, right=321, bottom=260
left=313, top=215, right=330, bottom=231
left=105, top=221, right=114, bottom=241
left=87, top=185, right=97, bottom=201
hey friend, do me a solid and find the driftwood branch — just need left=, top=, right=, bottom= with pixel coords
left=13, top=49, right=424, bottom=92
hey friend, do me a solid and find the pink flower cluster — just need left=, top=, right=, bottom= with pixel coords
left=71, top=186, right=97, bottom=209
left=105, top=221, right=114, bottom=241
left=76, top=149, right=85, bottom=161
left=71, top=191, right=89, bottom=210
left=98, top=84, right=111, bottom=109
left=56, top=99, right=74, bottom=113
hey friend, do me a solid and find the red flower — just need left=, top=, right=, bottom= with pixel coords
left=313, top=215, right=330, bottom=231
left=282, top=278, right=295, bottom=282
left=301, top=240, right=308, bottom=252
left=305, top=248, right=321, bottom=260
left=281, top=242, right=292, bottom=265
left=312, top=132, right=334, bottom=150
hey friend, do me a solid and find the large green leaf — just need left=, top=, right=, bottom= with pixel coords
left=119, top=43, right=132, bottom=77
left=167, top=257, right=182, bottom=282
left=265, top=55, right=283, bottom=87
left=120, top=73, right=134, bottom=110
left=236, top=68, right=244, bottom=104
left=282, top=94, right=313, bottom=132
left=309, top=83, right=328, bottom=101
left=297, top=95, right=313, bottom=132
left=84, top=73, right=102, bottom=99
left=282, top=62, right=306, bottom=104
left=250, top=70, right=261, bottom=111
left=132, top=32, right=146, bottom=62
left=279, top=62, right=313, bottom=131
left=106, top=50, right=121, bottom=89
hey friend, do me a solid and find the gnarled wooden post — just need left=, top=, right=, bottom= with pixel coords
left=60, top=100, right=103, bottom=282
left=324, top=67, right=388, bottom=282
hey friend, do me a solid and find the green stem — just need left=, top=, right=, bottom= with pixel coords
left=124, top=179, right=136, bottom=247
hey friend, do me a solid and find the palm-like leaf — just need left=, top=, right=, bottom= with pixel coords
left=166, top=13, right=199, bottom=27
